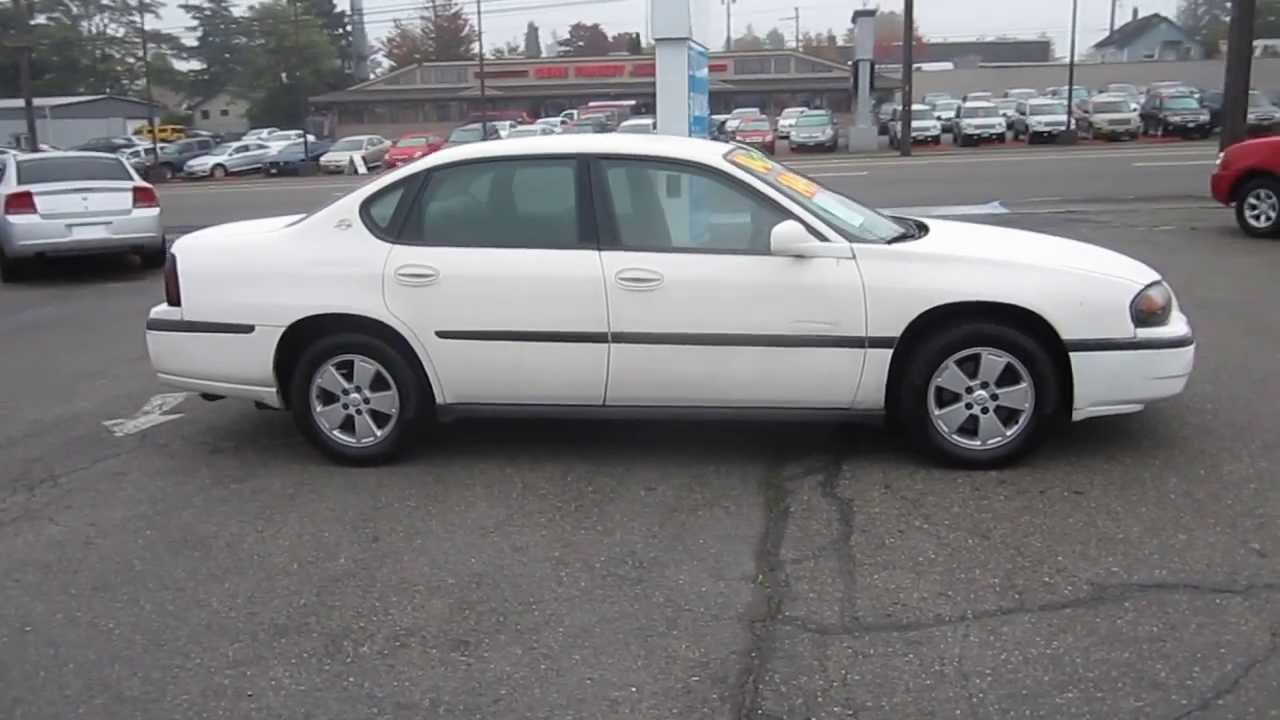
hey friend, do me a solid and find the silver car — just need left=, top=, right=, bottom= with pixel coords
left=0, top=152, right=163, bottom=281
left=182, top=141, right=274, bottom=179
left=318, top=135, right=391, bottom=173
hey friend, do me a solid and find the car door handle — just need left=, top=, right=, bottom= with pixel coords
left=614, top=268, right=664, bottom=290
left=393, top=265, right=440, bottom=286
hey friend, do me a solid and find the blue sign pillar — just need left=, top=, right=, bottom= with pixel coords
left=687, top=42, right=710, bottom=138
left=653, top=0, right=710, bottom=137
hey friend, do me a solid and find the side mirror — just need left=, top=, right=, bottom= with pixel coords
left=769, top=220, right=850, bottom=259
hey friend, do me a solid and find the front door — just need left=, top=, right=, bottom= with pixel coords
left=592, top=157, right=867, bottom=408
left=381, top=156, right=609, bottom=405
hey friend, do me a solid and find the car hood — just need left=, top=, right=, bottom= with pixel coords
left=1027, top=114, right=1068, bottom=123
left=901, top=217, right=1160, bottom=285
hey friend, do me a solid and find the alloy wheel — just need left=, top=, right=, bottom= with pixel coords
left=1244, top=187, right=1280, bottom=229
left=309, top=354, right=401, bottom=447
left=927, top=347, right=1035, bottom=450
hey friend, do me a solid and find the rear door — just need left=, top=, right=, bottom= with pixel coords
left=381, top=156, right=610, bottom=405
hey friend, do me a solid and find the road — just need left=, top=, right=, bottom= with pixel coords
left=3, top=145, right=1279, bottom=719
left=155, top=138, right=1223, bottom=233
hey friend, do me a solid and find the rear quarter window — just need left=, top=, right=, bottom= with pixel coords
left=17, top=156, right=131, bottom=184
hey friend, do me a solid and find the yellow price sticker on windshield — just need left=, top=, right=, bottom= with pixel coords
left=728, top=150, right=775, bottom=175
left=776, top=171, right=819, bottom=198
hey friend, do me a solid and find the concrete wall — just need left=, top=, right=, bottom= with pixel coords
left=902, top=58, right=1280, bottom=101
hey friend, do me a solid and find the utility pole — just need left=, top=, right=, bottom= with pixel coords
left=476, top=0, right=488, bottom=139
left=722, top=0, right=735, bottom=51
left=1063, top=0, right=1079, bottom=141
left=776, top=8, right=800, bottom=51
left=1221, top=0, right=1256, bottom=150
left=290, top=0, right=309, bottom=160
left=900, top=0, right=914, bottom=157
left=11, top=0, right=39, bottom=150
left=1108, top=0, right=1118, bottom=35
left=139, top=1, right=159, bottom=172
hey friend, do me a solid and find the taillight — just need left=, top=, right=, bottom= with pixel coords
left=133, top=185, right=159, bottom=209
left=3, top=190, right=36, bottom=215
left=164, top=253, right=181, bottom=307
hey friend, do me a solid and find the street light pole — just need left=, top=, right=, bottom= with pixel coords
left=476, top=0, right=488, bottom=138
left=900, top=0, right=914, bottom=157
left=139, top=1, right=159, bottom=171
left=1063, top=0, right=1079, bottom=141
left=1221, top=0, right=1257, bottom=150
left=12, top=0, right=39, bottom=150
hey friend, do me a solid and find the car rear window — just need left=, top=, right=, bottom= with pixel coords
left=17, top=156, right=131, bottom=184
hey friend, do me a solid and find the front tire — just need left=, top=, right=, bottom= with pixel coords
left=899, top=322, right=1061, bottom=468
left=211, top=164, right=228, bottom=179
left=1235, top=176, right=1280, bottom=238
left=289, top=333, right=426, bottom=465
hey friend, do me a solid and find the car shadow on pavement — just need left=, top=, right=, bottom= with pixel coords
left=6, top=254, right=158, bottom=286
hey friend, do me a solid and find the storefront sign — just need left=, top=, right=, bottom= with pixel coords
left=534, top=66, right=570, bottom=80
left=631, top=63, right=656, bottom=77
left=574, top=64, right=627, bottom=78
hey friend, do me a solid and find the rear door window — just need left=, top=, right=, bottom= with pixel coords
left=17, top=156, right=131, bottom=184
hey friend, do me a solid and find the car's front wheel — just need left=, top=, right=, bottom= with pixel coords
left=1235, top=176, right=1280, bottom=238
left=289, top=333, right=425, bottom=464
left=211, top=164, right=228, bottom=179
left=900, top=322, right=1060, bottom=467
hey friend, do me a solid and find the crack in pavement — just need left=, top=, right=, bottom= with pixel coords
left=1170, top=629, right=1279, bottom=719
left=0, top=442, right=142, bottom=530
left=777, top=580, right=1280, bottom=637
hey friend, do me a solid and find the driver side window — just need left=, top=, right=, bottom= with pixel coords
left=598, top=159, right=786, bottom=254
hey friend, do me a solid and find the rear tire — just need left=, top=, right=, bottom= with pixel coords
left=140, top=241, right=166, bottom=269
left=899, top=322, right=1061, bottom=468
left=1235, top=176, right=1280, bottom=238
left=289, top=333, right=426, bottom=465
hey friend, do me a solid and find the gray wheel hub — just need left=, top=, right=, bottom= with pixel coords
left=1243, top=188, right=1279, bottom=229
left=309, top=353, right=400, bottom=447
left=927, top=347, right=1035, bottom=450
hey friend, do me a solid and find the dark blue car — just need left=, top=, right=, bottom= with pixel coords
left=265, top=140, right=332, bottom=176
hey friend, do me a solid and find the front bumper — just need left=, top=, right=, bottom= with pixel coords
left=1, top=211, right=163, bottom=259
left=1094, top=124, right=1140, bottom=136
left=1165, top=119, right=1211, bottom=133
left=1068, top=316, right=1195, bottom=421
left=146, top=304, right=285, bottom=408
left=1211, top=168, right=1240, bottom=205
left=789, top=135, right=835, bottom=148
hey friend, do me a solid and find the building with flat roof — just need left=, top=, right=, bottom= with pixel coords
left=0, top=95, right=156, bottom=149
left=311, top=50, right=899, bottom=138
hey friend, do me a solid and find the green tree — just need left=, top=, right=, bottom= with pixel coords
left=562, top=21, right=609, bottom=56
left=524, top=21, right=541, bottom=58
left=490, top=37, right=522, bottom=58
left=424, top=0, right=475, bottom=61
left=732, top=23, right=764, bottom=50
left=764, top=26, right=788, bottom=49
left=241, top=0, right=343, bottom=126
left=379, top=18, right=429, bottom=70
left=1177, top=0, right=1230, bottom=58
left=179, top=0, right=245, bottom=99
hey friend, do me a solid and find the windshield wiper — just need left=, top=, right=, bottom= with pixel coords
left=886, top=219, right=921, bottom=243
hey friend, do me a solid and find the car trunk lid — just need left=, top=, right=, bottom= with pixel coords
left=27, top=181, right=136, bottom=219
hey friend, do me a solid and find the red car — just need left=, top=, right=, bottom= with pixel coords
left=731, top=116, right=776, bottom=155
left=1211, top=136, right=1280, bottom=237
left=383, top=133, right=444, bottom=169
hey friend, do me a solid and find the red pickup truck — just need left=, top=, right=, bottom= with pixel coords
left=1212, top=136, right=1280, bottom=237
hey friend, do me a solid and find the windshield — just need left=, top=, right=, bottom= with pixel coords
left=934, top=101, right=960, bottom=112
left=911, top=109, right=934, bottom=121
left=1092, top=101, right=1130, bottom=113
left=1249, top=93, right=1273, bottom=108
left=781, top=108, right=806, bottom=118
left=963, top=106, right=1000, bottom=118
left=448, top=127, right=484, bottom=142
left=1029, top=103, right=1065, bottom=116
left=795, top=114, right=831, bottom=127
left=18, top=156, right=131, bottom=184
left=1165, top=97, right=1201, bottom=110
left=738, top=119, right=770, bottom=131
left=331, top=138, right=366, bottom=151
left=395, top=136, right=430, bottom=147
left=725, top=148, right=906, bottom=243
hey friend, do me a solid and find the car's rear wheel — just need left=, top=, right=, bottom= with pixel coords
left=289, top=333, right=425, bottom=464
left=1235, top=176, right=1280, bottom=238
left=900, top=322, right=1060, bottom=467
left=139, top=240, right=166, bottom=269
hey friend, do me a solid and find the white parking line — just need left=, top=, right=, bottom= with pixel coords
left=1131, top=160, right=1219, bottom=167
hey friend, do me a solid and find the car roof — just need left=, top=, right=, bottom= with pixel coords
left=419, top=134, right=735, bottom=167
left=336, top=134, right=378, bottom=140
left=961, top=100, right=996, bottom=107
left=908, top=103, right=933, bottom=110
left=14, top=150, right=123, bottom=161
left=1027, top=97, right=1063, bottom=104
left=1092, top=93, right=1130, bottom=101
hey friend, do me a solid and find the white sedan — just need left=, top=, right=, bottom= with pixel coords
left=145, top=135, right=1194, bottom=466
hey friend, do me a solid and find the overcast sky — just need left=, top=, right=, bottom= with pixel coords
left=161, top=0, right=1183, bottom=62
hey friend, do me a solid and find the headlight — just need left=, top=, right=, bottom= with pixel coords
left=1216, top=151, right=1225, bottom=168
left=1131, top=281, right=1173, bottom=327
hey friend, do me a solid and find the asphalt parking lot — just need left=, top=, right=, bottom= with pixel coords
left=2, top=155, right=1278, bottom=717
